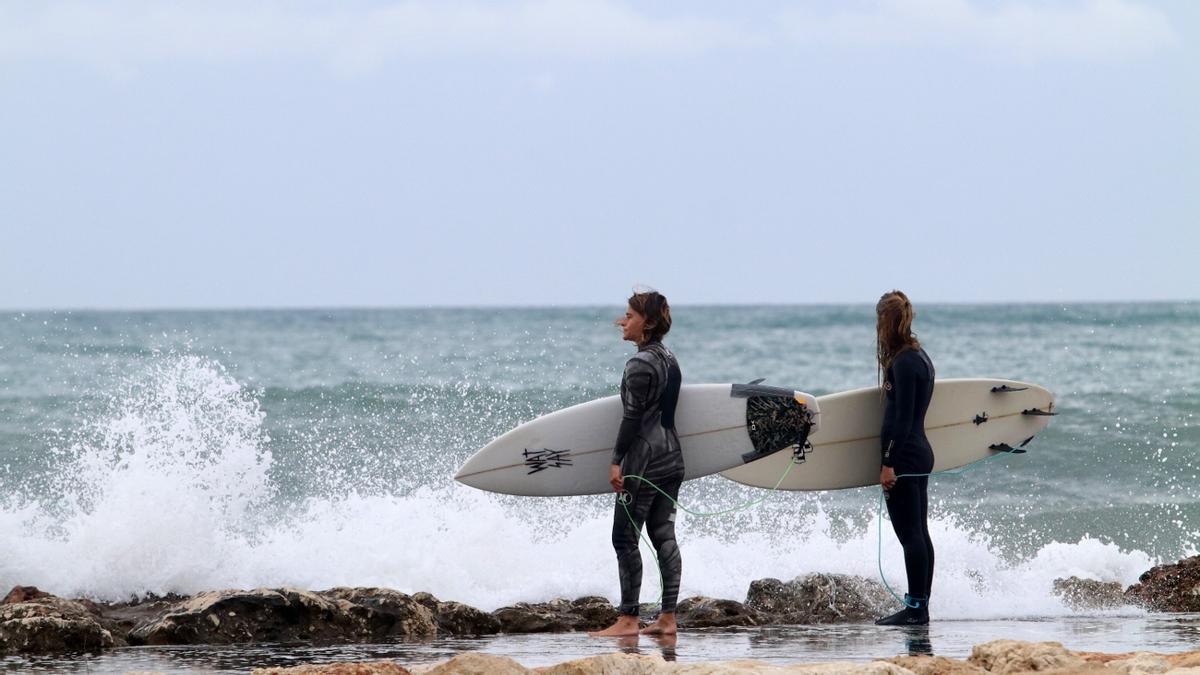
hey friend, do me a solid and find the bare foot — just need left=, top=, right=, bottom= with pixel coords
left=640, top=612, right=677, bottom=635
left=588, top=615, right=641, bottom=637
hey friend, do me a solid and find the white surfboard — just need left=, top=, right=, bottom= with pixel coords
left=720, top=378, right=1056, bottom=491
left=455, top=383, right=820, bottom=496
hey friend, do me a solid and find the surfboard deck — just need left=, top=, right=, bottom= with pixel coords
left=720, top=378, right=1056, bottom=491
left=455, top=383, right=819, bottom=496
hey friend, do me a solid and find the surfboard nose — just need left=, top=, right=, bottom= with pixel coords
left=453, top=454, right=484, bottom=486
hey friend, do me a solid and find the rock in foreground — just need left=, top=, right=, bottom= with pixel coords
left=256, top=664, right=412, bottom=674
left=255, top=641, right=1200, bottom=674
left=967, top=640, right=1090, bottom=674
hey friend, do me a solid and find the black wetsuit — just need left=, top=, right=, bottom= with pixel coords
left=610, top=340, right=684, bottom=616
left=881, top=347, right=936, bottom=605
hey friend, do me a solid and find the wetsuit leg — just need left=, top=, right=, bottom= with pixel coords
left=612, top=473, right=683, bottom=616
left=644, top=475, right=682, bottom=613
left=920, top=476, right=934, bottom=599
left=612, top=480, right=656, bottom=616
left=612, top=496, right=644, bottom=616
left=885, top=475, right=932, bottom=601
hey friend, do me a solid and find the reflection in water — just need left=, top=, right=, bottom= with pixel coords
left=602, top=633, right=678, bottom=662
left=5, top=615, right=1200, bottom=674
left=615, top=635, right=639, bottom=655
left=1164, top=616, right=1200, bottom=644
left=902, top=626, right=933, bottom=656
left=650, top=633, right=678, bottom=661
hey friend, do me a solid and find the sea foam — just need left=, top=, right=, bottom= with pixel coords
left=0, top=356, right=1161, bottom=619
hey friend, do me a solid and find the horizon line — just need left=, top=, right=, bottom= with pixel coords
left=1, top=298, right=1195, bottom=314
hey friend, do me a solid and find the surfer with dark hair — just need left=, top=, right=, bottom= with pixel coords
left=589, top=290, right=684, bottom=637
left=874, top=290, right=936, bottom=626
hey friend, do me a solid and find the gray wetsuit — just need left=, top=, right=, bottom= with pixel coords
left=610, top=340, right=684, bottom=616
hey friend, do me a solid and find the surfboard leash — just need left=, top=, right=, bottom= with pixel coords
left=616, top=450, right=804, bottom=610
left=618, top=444, right=1024, bottom=613
left=876, top=446, right=1023, bottom=609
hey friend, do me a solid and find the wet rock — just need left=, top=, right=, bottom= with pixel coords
left=491, top=601, right=571, bottom=633
left=410, top=652, right=529, bottom=674
left=254, top=664, right=411, bottom=674
left=0, top=594, right=116, bottom=654
left=2, top=586, right=52, bottom=605
left=1052, top=577, right=1130, bottom=611
left=967, top=640, right=1092, bottom=674
left=129, top=587, right=436, bottom=645
left=491, top=597, right=618, bottom=633
left=93, top=594, right=189, bottom=638
left=409, top=593, right=499, bottom=636
left=569, top=595, right=622, bottom=628
left=320, top=588, right=440, bottom=639
left=745, top=574, right=892, bottom=624
left=411, top=592, right=439, bottom=612
left=0, top=588, right=139, bottom=650
left=432, top=601, right=500, bottom=636
left=675, top=596, right=763, bottom=628
left=1124, top=555, right=1200, bottom=613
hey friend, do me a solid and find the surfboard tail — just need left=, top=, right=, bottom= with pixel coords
left=738, top=389, right=820, bottom=465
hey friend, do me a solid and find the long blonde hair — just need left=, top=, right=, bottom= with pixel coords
left=876, top=290, right=920, bottom=385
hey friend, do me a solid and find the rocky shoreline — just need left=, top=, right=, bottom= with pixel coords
left=0, top=556, right=1196, bottom=658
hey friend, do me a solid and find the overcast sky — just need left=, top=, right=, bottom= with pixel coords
left=1, top=0, right=1196, bottom=309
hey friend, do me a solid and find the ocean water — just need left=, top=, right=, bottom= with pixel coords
left=0, top=304, right=1197, bottom=670
left=5, top=614, right=1200, bottom=673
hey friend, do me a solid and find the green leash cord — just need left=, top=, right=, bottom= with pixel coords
left=877, top=447, right=1022, bottom=608
left=617, top=445, right=1022, bottom=611
left=616, top=453, right=802, bottom=607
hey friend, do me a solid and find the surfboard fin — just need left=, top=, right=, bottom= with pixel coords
left=1021, top=408, right=1057, bottom=416
left=1020, top=435, right=1035, bottom=448
left=989, top=443, right=1026, bottom=455
left=973, top=413, right=989, bottom=425
left=991, top=385, right=1029, bottom=393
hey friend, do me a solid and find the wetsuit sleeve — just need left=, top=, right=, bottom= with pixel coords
left=882, top=353, right=919, bottom=468
left=612, top=358, right=654, bottom=466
